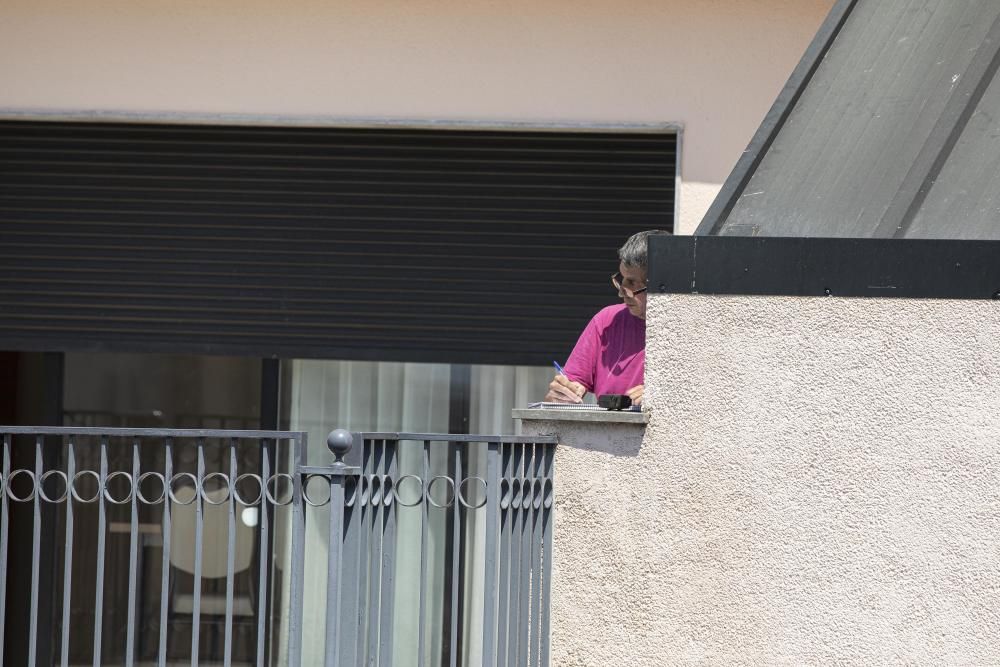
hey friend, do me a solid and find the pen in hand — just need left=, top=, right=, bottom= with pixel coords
left=551, top=360, right=583, bottom=403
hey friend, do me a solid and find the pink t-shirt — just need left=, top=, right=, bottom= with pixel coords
left=562, top=304, right=645, bottom=396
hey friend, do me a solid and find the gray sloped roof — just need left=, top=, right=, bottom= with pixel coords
left=698, top=0, right=1000, bottom=240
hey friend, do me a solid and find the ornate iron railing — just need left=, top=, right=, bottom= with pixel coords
left=0, top=426, right=556, bottom=666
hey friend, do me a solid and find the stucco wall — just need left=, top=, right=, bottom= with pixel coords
left=0, top=0, right=832, bottom=233
left=535, top=294, right=1000, bottom=664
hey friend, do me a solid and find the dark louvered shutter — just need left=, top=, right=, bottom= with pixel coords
left=0, top=120, right=675, bottom=364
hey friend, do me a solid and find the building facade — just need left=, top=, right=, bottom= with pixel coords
left=1, top=1, right=833, bottom=664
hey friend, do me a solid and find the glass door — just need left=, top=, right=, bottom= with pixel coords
left=280, top=359, right=551, bottom=666
left=59, top=352, right=262, bottom=666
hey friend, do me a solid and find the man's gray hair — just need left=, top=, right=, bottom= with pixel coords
left=618, top=229, right=672, bottom=268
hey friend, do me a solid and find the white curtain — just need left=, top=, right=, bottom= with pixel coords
left=278, top=360, right=450, bottom=666
left=470, top=365, right=555, bottom=434
left=461, top=365, right=553, bottom=665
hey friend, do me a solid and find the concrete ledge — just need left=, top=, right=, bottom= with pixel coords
left=513, top=408, right=647, bottom=455
left=511, top=407, right=649, bottom=424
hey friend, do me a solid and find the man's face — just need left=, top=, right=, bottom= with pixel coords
left=617, top=262, right=648, bottom=320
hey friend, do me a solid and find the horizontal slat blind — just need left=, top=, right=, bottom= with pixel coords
left=0, top=120, right=675, bottom=364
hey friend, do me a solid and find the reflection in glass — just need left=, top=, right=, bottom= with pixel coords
left=57, top=353, right=262, bottom=664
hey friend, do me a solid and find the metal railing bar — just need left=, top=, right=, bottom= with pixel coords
left=355, top=440, right=373, bottom=665
left=125, top=437, right=141, bottom=667
left=448, top=445, right=462, bottom=667
left=353, top=432, right=557, bottom=445
left=60, top=437, right=76, bottom=667
left=516, top=444, right=534, bottom=667
left=158, top=438, right=174, bottom=667
left=254, top=440, right=271, bottom=667
left=157, top=437, right=174, bottom=667
left=482, top=442, right=501, bottom=667
left=539, top=445, right=555, bottom=667
left=378, top=441, right=398, bottom=667
left=191, top=439, right=206, bottom=667
left=0, top=436, right=9, bottom=659
left=324, top=468, right=346, bottom=667
left=339, top=435, right=361, bottom=667
left=287, top=433, right=307, bottom=666
left=92, top=436, right=109, bottom=667
left=416, top=441, right=430, bottom=667
left=223, top=438, right=238, bottom=667
left=365, top=440, right=385, bottom=665
left=496, top=442, right=513, bottom=667
left=0, top=426, right=304, bottom=439
left=509, top=444, right=527, bottom=667
left=529, top=445, right=544, bottom=667
left=299, top=464, right=363, bottom=475
left=28, top=436, right=43, bottom=667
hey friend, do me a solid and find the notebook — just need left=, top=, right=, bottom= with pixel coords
left=527, top=402, right=641, bottom=412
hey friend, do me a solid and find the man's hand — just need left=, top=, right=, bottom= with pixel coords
left=625, top=384, right=644, bottom=407
left=544, top=374, right=587, bottom=403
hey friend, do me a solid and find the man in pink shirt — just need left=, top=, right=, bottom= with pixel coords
left=544, top=229, right=670, bottom=407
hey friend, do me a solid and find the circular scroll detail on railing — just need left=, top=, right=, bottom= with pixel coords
left=392, top=474, right=424, bottom=507
left=39, top=469, right=69, bottom=504
left=168, top=473, right=200, bottom=506
left=381, top=475, right=394, bottom=507
left=71, top=470, right=102, bottom=504
left=233, top=473, right=263, bottom=506
left=458, top=476, right=488, bottom=509
left=532, top=479, right=544, bottom=509
left=369, top=475, right=382, bottom=506
left=427, top=475, right=456, bottom=508
left=510, top=479, right=522, bottom=509
left=543, top=478, right=554, bottom=509
left=521, top=479, right=533, bottom=509
left=499, top=479, right=511, bottom=510
left=344, top=475, right=359, bottom=508
left=302, top=474, right=332, bottom=507
left=264, top=473, right=294, bottom=506
left=136, top=472, right=167, bottom=505
left=103, top=471, right=135, bottom=505
left=358, top=475, right=371, bottom=506
left=201, top=473, right=231, bottom=505
left=6, top=469, right=37, bottom=502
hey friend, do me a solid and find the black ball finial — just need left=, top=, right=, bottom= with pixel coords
left=327, top=429, right=353, bottom=462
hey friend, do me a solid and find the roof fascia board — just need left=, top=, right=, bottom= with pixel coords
left=694, top=0, right=860, bottom=236
left=649, top=235, right=1000, bottom=299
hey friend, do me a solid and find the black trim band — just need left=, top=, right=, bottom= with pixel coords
left=649, top=236, right=1000, bottom=299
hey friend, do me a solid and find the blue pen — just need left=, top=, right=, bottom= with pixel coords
left=553, top=360, right=566, bottom=376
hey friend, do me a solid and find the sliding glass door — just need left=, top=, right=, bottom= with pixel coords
left=280, top=359, right=551, bottom=666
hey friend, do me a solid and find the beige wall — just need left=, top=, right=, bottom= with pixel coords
left=0, top=0, right=832, bottom=233
left=532, top=293, right=1000, bottom=664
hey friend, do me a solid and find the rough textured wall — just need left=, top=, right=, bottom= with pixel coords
left=0, top=0, right=832, bottom=233
left=622, top=294, right=1000, bottom=664
left=525, top=296, right=1000, bottom=665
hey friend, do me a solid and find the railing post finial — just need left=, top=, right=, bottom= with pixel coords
left=326, top=429, right=353, bottom=464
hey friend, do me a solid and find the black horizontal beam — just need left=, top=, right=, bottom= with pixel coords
left=649, top=236, right=1000, bottom=299
left=0, top=335, right=565, bottom=367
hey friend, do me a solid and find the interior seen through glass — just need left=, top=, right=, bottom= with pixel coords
left=42, top=352, right=551, bottom=665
